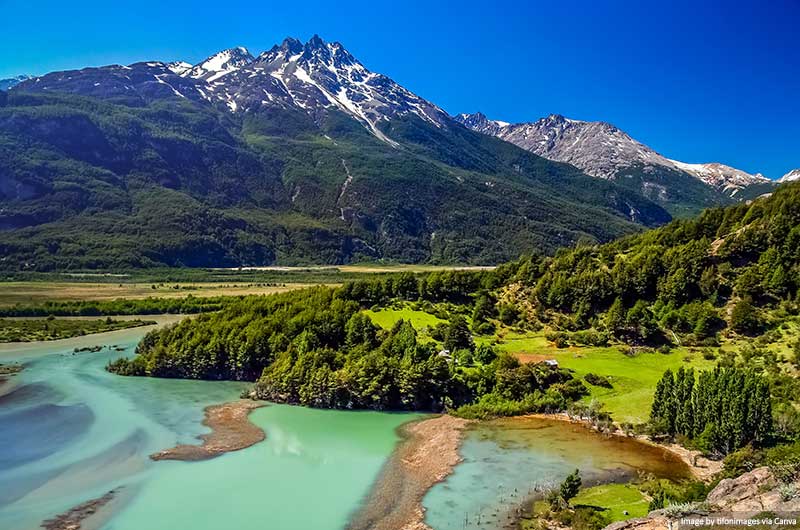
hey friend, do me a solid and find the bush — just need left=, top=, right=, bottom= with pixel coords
left=474, top=321, right=496, bottom=335
left=583, top=373, right=613, bottom=388
left=498, top=304, right=521, bottom=325
left=766, top=442, right=800, bottom=483
left=722, top=445, right=762, bottom=477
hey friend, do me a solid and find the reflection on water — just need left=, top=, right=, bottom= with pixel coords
left=423, top=417, right=690, bottom=530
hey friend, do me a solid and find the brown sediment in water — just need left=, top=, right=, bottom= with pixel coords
left=150, top=400, right=265, bottom=461
left=0, top=363, right=23, bottom=390
left=524, top=412, right=721, bottom=481
left=348, top=414, right=470, bottom=530
left=40, top=488, right=117, bottom=530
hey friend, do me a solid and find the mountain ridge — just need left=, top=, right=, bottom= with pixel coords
left=779, top=169, right=800, bottom=183
left=454, top=112, right=776, bottom=212
left=0, top=36, right=672, bottom=271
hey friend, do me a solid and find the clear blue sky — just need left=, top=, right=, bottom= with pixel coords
left=1, top=0, right=797, bottom=178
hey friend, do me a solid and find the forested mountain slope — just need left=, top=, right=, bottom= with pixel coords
left=0, top=37, right=673, bottom=270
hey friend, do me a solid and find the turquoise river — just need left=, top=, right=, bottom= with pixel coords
left=0, top=320, right=688, bottom=530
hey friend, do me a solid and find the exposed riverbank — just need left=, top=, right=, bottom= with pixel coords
left=348, top=414, right=470, bottom=530
left=0, top=362, right=23, bottom=389
left=150, top=400, right=266, bottom=461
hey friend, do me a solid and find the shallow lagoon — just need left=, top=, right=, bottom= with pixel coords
left=424, top=416, right=689, bottom=530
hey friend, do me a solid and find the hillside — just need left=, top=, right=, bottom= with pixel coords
left=0, top=37, right=673, bottom=271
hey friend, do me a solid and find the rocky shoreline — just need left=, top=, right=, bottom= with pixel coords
left=347, top=414, right=470, bottom=530
left=150, top=400, right=266, bottom=461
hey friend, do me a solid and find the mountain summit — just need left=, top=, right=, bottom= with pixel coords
left=17, top=35, right=448, bottom=144
left=779, top=169, right=800, bottom=183
left=454, top=112, right=774, bottom=212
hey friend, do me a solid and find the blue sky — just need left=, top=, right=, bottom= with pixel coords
left=1, top=0, right=797, bottom=178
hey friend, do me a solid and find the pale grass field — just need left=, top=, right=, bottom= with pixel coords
left=0, top=282, right=321, bottom=306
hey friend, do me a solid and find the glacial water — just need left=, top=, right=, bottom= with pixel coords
left=0, top=323, right=419, bottom=530
left=1, top=321, right=689, bottom=530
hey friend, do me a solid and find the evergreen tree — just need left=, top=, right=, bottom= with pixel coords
left=444, top=316, right=474, bottom=352
left=730, top=297, right=762, bottom=335
left=605, top=298, right=626, bottom=337
left=559, top=469, right=582, bottom=506
left=650, top=369, right=674, bottom=434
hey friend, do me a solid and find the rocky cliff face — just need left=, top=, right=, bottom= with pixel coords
left=604, top=467, right=800, bottom=530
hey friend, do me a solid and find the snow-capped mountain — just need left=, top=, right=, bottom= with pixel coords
left=454, top=112, right=772, bottom=199
left=0, top=75, right=31, bottom=91
left=185, top=47, right=254, bottom=80
left=15, top=36, right=449, bottom=145
left=779, top=169, right=800, bottom=183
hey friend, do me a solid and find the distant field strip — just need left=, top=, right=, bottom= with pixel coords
left=0, top=282, right=318, bottom=306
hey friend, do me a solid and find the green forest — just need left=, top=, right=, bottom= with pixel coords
left=109, top=183, right=800, bottom=435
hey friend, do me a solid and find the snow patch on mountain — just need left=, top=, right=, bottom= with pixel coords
left=779, top=169, right=800, bottom=183
left=668, top=160, right=769, bottom=194
left=187, top=47, right=254, bottom=81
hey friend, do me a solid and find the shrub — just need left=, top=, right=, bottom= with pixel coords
left=583, top=373, right=613, bottom=388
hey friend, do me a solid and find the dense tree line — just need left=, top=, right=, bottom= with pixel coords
left=498, top=182, right=800, bottom=344
left=108, top=286, right=585, bottom=412
left=649, top=366, right=773, bottom=455
left=0, top=295, right=232, bottom=317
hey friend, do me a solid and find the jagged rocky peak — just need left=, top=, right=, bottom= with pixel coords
left=454, top=112, right=509, bottom=135
left=10, top=35, right=448, bottom=143
left=456, top=111, right=774, bottom=197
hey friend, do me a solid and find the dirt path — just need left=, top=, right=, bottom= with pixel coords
left=150, top=400, right=266, bottom=461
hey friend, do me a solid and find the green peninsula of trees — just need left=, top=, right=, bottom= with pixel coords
left=108, top=286, right=586, bottom=412
left=108, top=182, right=800, bottom=420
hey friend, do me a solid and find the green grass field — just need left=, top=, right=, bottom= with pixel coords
left=572, top=484, right=650, bottom=521
left=494, top=331, right=716, bottom=423
left=363, top=307, right=447, bottom=331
